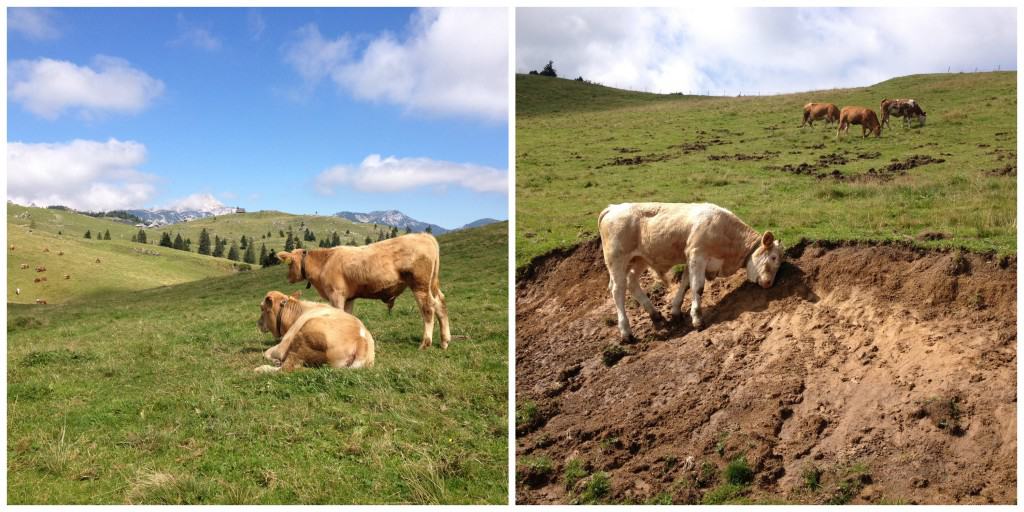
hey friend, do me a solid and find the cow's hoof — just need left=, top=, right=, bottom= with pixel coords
left=649, top=311, right=665, bottom=325
left=691, top=319, right=704, bottom=330
left=620, top=333, right=636, bottom=344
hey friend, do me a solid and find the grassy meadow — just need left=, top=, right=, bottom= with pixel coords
left=7, top=220, right=509, bottom=504
left=515, top=72, right=1016, bottom=266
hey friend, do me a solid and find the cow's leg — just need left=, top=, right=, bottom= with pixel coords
left=607, top=262, right=632, bottom=342
left=688, top=257, right=708, bottom=330
left=327, top=291, right=347, bottom=309
left=343, top=298, right=355, bottom=314
left=432, top=289, right=451, bottom=350
left=413, top=289, right=436, bottom=350
left=254, top=364, right=280, bottom=373
left=627, top=263, right=661, bottom=324
left=670, top=266, right=690, bottom=320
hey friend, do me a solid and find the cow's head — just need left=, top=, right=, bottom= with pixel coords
left=258, top=290, right=301, bottom=334
left=276, top=249, right=306, bottom=283
left=747, top=231, right=784, bottom=289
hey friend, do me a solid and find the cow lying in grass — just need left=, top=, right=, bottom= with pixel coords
left=801, top=102, right=839, bottom=127
left=255, top=290, right=375, bottom=372
left=599, top=202, right=784, bottom=342
left=837, top=106, right=882, bottom=139
left=277, top=233, right=451, bottom=350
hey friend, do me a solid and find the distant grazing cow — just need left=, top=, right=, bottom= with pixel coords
left=95, top=258, right=102, bottom=263
left=33, top=277, right=42, bottom=283
left=9, top=245, right=14, bottom=251
left=58, top=251, right=64, bottom=256
left=255, top=290, right=375, bottom=373
left=801, top=102, right=840, bottom=127
left=16, top=288, right=21, bottom=295
left=20, top=264, right=29, bottom=269
left=880, top=98, right=926, bottom=128
left=599, top=202, right=785, bottom=341
left=35, top=265, right=46, bottom=272
left=277, top=233, right=451, bottom=350
left=42, top=247, right=49, bottom=253
left=837, top=106, right=882, bottom=139
left=63, top=274, right=71, bottom=280
left=35, top=299, right=47, bottom=305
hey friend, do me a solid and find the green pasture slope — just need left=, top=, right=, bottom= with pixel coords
left=8, top=222, right=508, bottom=504
left=516, top=72, right=1016, bottom=266
left=149, top=211, right=380, bottom=251
left=7, top=204, right=239, bottom=304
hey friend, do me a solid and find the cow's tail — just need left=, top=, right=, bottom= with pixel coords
left=597, top=204, right=614, bottom=231
left=429, top=236, right=443, bottom=301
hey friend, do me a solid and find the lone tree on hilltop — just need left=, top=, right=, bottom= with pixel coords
left=540, top=60, right=557, bottom=77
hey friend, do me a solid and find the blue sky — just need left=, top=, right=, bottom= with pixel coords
left=8, top=7, right=508, bottom=229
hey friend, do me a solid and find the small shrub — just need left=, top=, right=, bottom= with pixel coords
left=697, top=461, right=718, bottom=487
left=516, top=401, right=539, bottom=432
left=517, top=456, right=554, bottom=487
left=578, top=472, right=611, bottom=503
left=602, top=344, right=627, bottom=366
left=563, top=458, right=587, bottom=490
left=802, top=465, right=822, bottom=491
left=724, top=456, right=753, bottom=485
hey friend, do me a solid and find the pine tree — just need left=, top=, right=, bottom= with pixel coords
left=259, top=244, right=267, bottom=266
left=137, top=229, right=147, bottom=244
left=184, top=238, right=192, bottom=251
left=425, top=226, right=433, bottom=234
left=131, top=234, right=138, bottom=242
left=240, top=235, right=248, bottom=250
left=405, top=226, right=412, bottom=234
left=198, top=229, right=211, bottom=255
left=212, top=235, right=224, bottom=257
left=285, top=232, right=295, bottom=251
left=331, top=231, right=341, bottom=247
left=243, top=242, right=256, bottom=264
left=364, top=235, right=372, bottom=245
left=390, top=226, right=399, bottom=238
left=279, top=230, right=285, bottom=237
left=173, top=233, right=185, bottom=250
left=84, top=230, right=92, bottom=239
left=104, top=229, right=111, bottom=240
left=227, top=241, right=240, bottom=261
left=267, top=231, right=272, bottom=238
left=160, top=232, right=173, bottom=247
left=295, top=238, right=303, bottom=249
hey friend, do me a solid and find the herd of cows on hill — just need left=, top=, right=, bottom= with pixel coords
left=802, top=97, right=927, bottom=138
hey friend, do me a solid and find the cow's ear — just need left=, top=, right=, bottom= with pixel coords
left=290, top=290, right=302, bottom=299
left=276, top=251, right=290, bottom=263
left=263, top=295, right=273, bottom=306
left=762, top=231, right=775, bottom=248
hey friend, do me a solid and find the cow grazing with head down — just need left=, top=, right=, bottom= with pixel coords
left=35, top=299, right=47, bottom=305
left=599, top=202, right=784, bottom=342
left=837, top=106, right=882, bottom=139
left=277, top=233, right=451, bottom=350
left=255, top=290, right=375, bottom=372
left=35, top=265, right=46, bottom=272
left=880, top=98, right=926, bottom=128
left=801, top=102, right=840, bottom=127
left=20, top=264, right=29, bottom=269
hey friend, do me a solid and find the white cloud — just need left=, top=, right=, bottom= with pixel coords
left=283, top=7, right=508, bottom=121
left=8, top=8, right=60, bottom=40
left=7, top=139, right=157, bottom=211
left=516, top=7, right=1017, bottom=95
left=169, top=12, right=222, bottom=51
left=314, top=154, right=507, bottom=194
left=163, top=193, right=225, bottom=212
left=9, top=55, right=165, bottom=120
left=248, top=9, right=267, bottom=41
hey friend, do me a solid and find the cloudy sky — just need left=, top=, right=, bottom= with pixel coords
left=516, top=7, right=1016, bottom=95
left=8, top=7, right=508, bottom=229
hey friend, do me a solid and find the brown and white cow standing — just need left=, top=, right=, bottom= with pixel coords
left=801, top=102, right=840, bottom=127
left=837, top=106, right=882, bottom=139
left=599, top=203, right=784, bottom=342
left=277, top=233, right=451, bottom=350
left=880, top=98, right=926, bottom=128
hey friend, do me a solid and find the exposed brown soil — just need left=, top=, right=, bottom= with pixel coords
left=766, top=153, right=944, bottom=182
left=516, top=239, right=1016, bottom=504
left=985, top=164, right=1017, bottom=177
left=707, top=151, right=781, bottom=161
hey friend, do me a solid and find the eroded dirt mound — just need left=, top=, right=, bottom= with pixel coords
left=516, top=240, right=1016, bottom=504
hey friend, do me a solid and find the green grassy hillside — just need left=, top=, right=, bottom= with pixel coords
left=149, top=211, right=380, bottom=252
left=8, top=216, right=239, bottom=305
left=8, top=222, right=508, bottom=504
left=516, top=72, right=1016, bottom=266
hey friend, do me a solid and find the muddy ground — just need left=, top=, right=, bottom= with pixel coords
left=515, top=239, right=1016, bottom=504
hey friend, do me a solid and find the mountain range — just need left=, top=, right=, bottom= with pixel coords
left=126, top=205, right=242, bottom=227
left=333, top=210, right=503, bottom=234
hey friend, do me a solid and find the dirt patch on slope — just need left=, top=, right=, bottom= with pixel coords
left=765, top=154, right=944, bottom=182
left=516, top=239, right=1015, bottom=504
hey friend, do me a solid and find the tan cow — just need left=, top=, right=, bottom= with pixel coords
left=42, top=247, right=49, bottom=253
left=58, top=251, right=64, bottom=256
left=277, top=233, right=451, bottom=350
left=801, top=102, right=840, bottom=127
left=20, top=264, right=29, bottom=269
left=63, top=274, right=71, bottom=280
left=599, top=202, right=784, bottom=341
left=35, top=299, right=47, bottom=305
left=35, top=265, right=46, bottom=272
left=255, top=290, right=375, bottom=372
left=837, top=106, right=881, bottom=139
left=95, top=258, right=102, bottom=263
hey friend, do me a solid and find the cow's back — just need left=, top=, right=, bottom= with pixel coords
left=325, top=233, right=438, bottom=296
